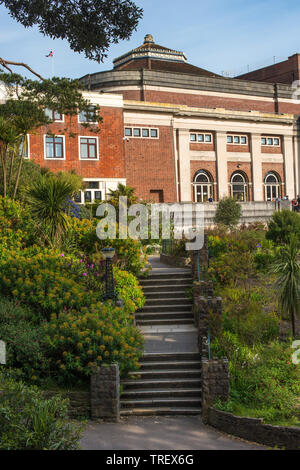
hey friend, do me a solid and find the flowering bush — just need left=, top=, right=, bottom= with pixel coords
left=43, top=307, right=144, bottom=383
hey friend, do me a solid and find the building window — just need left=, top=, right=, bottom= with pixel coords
left=76, top=181, right=103, bottom=204
left=45, top=135, right=64, bottom=159
left=45, top=108, right=63, bottom=121
left=193, top=170, right=213, bottom=203
left=261, top=136, right=281, bottom=146
left=19, top=135, right=29, bottom=159
left=79, top=107, right=97, bottom=123
left=264, top=172, right=281, bottom=201
left=124, top=127, right=159, bottom=139
left=230, top=172, right=249, bottom=202
left=190, top=133, right=213, bottom=143
left=124, top=128, right=132, bottom=137
left=79, top=137, right=98, bottom=160
left=227, top=135, right=248, bottom=145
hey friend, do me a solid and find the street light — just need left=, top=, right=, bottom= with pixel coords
left=101, top=247, right=116, bottom=301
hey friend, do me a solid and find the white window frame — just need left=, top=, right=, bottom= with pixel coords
left=78, top=136, right=99, bottom=161
left=227, top=134, right=248, bottom=145
left=78, top=106, right=98, bottom=124
left=20, top=134, right=30, bottom=159
left=124, top=127, right=159, bottom=139
left=190, top=133, right=213, bottom=143
left=264, top=172, right=281, bottom=201
left=45, top=108, right=65, bottom=123
left=261, top=136, right=281, bottom=147
left=77, top=180, right=104, bottom=204
left=44, top=134, right=66, bottom=160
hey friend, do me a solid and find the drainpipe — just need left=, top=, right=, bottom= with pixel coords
left=171, top=118, right=179, bottom=202
left=274, top=83, right=279, bottom=113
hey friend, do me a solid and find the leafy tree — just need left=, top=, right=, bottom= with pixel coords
left=0, top=71, right=100, bottom=198
left=108, top=183, right=138, bottom=207
left=0, top=0, right=143, bottom=62
left=266, top=209, right=300, bottom=245
left=26, top=172, right=83, bottom=246
left=214, top=197, right=241, bottom=227
left=271, top=235, right=300, bottom=338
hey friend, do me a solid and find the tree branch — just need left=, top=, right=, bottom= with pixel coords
left=0, top=57, right=44, bottom=80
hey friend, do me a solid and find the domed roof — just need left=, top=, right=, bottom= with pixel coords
left=113, top=34, right=187, bottom=69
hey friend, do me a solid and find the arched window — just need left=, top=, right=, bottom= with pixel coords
left=264, top=172, right=281, bottom=201
left=193, top=170, right=213, bottom=202
left=230, top=172, right=249, bottom=202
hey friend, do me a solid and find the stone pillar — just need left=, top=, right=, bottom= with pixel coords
left=194, top=296, right=222, bottom=351
left=202, top=358, right=230, bottom=423
left=283, top=135, right=296, bottom=199
left=250, top=133, right=263, bottom=201
left=90, top=364, right=120, bottom=421
left=215, top=131, right=228, bottom=200
left=190, top=234, right=208, bottom=280
left=177, top=129, right=191, bottom=202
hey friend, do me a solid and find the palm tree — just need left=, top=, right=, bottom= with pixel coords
left=27, top=173, right=81, bottom=246
left=108, top=183, right=138, bottom=208
left=271, top=235, right=300, bottom=337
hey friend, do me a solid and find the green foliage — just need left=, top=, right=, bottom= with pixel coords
left=214, top=197, right=242, bottom=227
left=271, top=236, right=300, bottom=337
left=213, top=335, right=300, bottom=425
left=1, top=0, right=143, bottom=62
left=26, top=172, right=83, bottom=246
left=0, top=374, right=83, bottom=449
left=266, top=209, right=300, bottom=245
left=43, top=307, right=144, bottom=383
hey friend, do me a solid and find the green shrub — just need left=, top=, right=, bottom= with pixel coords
left=214, top=197, right=241, bottom=227
left=212, top=334, right=300, bottom=424
left=43, top=307, right=144, bottom=383
left=266, top=209, right=300, bottom=245
left=0, top=375, right=83, bottom=449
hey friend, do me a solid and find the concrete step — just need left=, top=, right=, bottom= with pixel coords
left=120, top=407, right=202, bottom=416
left=137, top=319, right=195, bottom=326
left=128, top=370, right=201, bottom=380
left=142, top=284, right=192, bottom=293
left=141, top=352, right=201, bottom=362
left=121, top=378, right=202, bottom=390
left=141, top=304, right=192, bottom=313
left=140, top=273, right=192, bottom=280
left=121, top=397, right=202, bottom=409
left=138, top=360, right=201, bottom=371
left=145, top=291, right=188, bottom=299
left=146, top=298, right=192, bottom=306
left=140, top=279, right=192, bottom=287
left=121, top=388, right=202, bottom=399
left=136, top=311, right=193, bottom=320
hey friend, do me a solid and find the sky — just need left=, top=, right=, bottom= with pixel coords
left=1, top=0, right=300, bottom=79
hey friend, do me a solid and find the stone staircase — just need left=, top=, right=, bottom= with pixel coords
left=120, top=269, right=202, bottom=416
left=136, top=272, right=194, bottom=327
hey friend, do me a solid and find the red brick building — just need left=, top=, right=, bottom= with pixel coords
left=9, top=35, right=300, bottom=203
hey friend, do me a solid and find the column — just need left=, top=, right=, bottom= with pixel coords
left=283, top=135, right=296, bottom=199
left=293, top=136, right=300, bottom=196
left=177, top=129, right=191, bottom=202
left=215, top=132, right=228, bottom=199
left=250, top=133, right=263, bottom=201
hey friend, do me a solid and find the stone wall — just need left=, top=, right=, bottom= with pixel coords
left=90, top=364, right=120, bottom=421
left=194, top=296, right=222, bottom=351
left=208, top=408, right=300, bottom=450
left=43, top=390, right=90, bottom=418
left=201, top=359, right=230, bottom=424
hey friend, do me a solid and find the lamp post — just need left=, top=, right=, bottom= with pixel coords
left=101, top=247, right=116, bottom=301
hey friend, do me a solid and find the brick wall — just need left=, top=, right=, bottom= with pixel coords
left=237, top=54, right=300, bottom=85
left=124, top=124, right=177, bottom=202
left=29, top=107, right=125, bottom=179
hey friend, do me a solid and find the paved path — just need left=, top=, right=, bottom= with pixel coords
left=80, top=416, right=265, bottom=450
